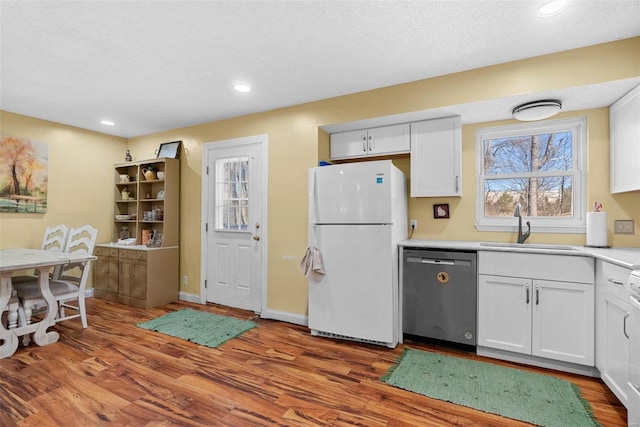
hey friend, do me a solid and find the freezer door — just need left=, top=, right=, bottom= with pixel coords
left=310, top=161, right=393, bottom=224
left=308, top=224, right=397, bottom=345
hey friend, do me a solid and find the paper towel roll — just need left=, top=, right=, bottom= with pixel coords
left=586, top=212, right=608, bottom=247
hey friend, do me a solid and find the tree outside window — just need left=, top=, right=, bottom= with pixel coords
left=476, top=118, right=586, bottom=233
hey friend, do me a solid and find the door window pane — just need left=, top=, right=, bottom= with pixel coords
left=216, top=157, right=249, bottom=231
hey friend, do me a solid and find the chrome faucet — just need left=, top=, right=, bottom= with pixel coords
left=514, top=203, right=531, bottom=244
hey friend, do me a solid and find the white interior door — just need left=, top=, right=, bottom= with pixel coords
left=201, top=135, right=266, bottom=313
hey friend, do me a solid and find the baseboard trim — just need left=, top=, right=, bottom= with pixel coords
left=178, top=292, right=201, bottom=303
left=477, top=346, right=600, bottom=377
left=260, top=308, right=307, bottom=326
left=176, top=293, right=308, bottom=326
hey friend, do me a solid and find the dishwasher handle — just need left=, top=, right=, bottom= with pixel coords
left=406, top=257, right=455, bottom=265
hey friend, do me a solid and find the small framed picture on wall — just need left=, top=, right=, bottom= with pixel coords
left=433, top=203, right=450, bottom=219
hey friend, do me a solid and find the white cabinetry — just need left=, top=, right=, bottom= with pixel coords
left=410, top=116, right=461, bottom=197
left=610, top=84, right=640, bottom=193
left=478, top=251, right=595, bottom=369
left=330, top=123, right=410, bottom=160
left=595, top=259, right=631, bottom=406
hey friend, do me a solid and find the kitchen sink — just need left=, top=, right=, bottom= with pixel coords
left=479, top=242, right=578, bottom=251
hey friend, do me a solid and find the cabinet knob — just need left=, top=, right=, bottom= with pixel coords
left=253, top=235, right=260, bottom=241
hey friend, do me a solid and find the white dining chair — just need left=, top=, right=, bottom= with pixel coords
left=17, top=225, right=98, bottom=330
left=11, top=224, right=69, bottom=285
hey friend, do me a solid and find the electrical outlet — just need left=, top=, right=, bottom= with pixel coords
left=182, top=275, right=188, bottom=286
left=614, top=220, right=634, bottom=234
left=410, top=219, right=418, bottom=230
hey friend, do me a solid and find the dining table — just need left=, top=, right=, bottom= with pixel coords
left=0, top=248, right=96, bottom=358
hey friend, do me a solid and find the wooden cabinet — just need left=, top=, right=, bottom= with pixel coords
left=94, top=157, right=180, bottom=308
left=94, top=246, right=178, bottom=309
left=330, top=123, right=410, bottom=160
left=595, top=260, right=631, bottom=406
left=610, top=84, right=640, bottom=193
left=410, top=116, right=461, bottom=197
left=478, top=251, right=595, bottom=368
left=94, top=246, right=119, bottom=293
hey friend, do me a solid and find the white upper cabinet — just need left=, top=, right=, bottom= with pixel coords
left=610, top=84, right=640, bottom=193
left=410, top=116, right=462, bottom=197
left=330, top=123, right=410, bottom=160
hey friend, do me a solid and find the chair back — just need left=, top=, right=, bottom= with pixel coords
left=41, top=224, right=68, bottom=252
left=65, top=225, right=98, bottom=255
left=58, top=225, right=98, bottom=282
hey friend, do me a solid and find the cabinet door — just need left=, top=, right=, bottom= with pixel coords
left=105, top=256, right=119, bottom=292
left=119, top=259, right=134, bottom=296
left=596, top=289, right=630, bottom=405
left=532, top=279, right=595, bottom=366
left=610, top=85, right=640, bottom=193
left=410, top=116, right=461, bottom=197
left=330, top=130, right=368, bottom=159
left=94, top=255, right=110, bottom=291
left=95, top=255, right=119, bottom=293
left=367, top=123, right=410, bottom=156
left=478, top=274, right=532, bottom=355
left=119, top=259, right=147, bottom=299
left=131, top=260, right=147, bottom=299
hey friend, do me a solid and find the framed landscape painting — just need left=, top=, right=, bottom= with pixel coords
left=0, top=135, right=49, bottom=213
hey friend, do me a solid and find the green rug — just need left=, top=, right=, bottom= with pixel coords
left=137, top=308, right=256, bottom=348
left=381, top=348, right=600, bottom=427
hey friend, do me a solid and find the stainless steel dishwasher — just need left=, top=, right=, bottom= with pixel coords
left=402, top=248, right=477, bottom=346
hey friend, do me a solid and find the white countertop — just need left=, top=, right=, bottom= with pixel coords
left=95, top=243, right=179, bottom=251
left=400, top=239, right=640, bottom=270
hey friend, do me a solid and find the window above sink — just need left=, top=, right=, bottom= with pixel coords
left=475, top=117, right=587, bottom=234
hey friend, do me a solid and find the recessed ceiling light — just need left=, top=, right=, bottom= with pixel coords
left=100, top=120, right=115, bottom=126
left=234, top=84, right=251, bottom=93
left=538, top=0, right=569, bottom=17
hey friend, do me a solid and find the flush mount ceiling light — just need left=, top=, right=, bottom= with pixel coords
left=100, top=120, right=115, bottom=126
left=233, top=84, right=251, bottom=93
left=512, top=100, right=562, bottom=121
left=537, top=0, right=569, bottom=17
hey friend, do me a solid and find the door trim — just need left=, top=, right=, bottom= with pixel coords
left=200, top=134, right=268, bottom=315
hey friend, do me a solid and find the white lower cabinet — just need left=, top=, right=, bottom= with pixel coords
left=478, top=275, right=595, bottom=366
left=477, top=251, right=595, bottom=368
left=595, top=260, right=631, bottom=406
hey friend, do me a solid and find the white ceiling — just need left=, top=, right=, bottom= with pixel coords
left=1, top=1, right=639, bottom=138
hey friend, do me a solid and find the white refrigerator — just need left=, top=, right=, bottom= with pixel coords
left=307, top=160, right=407, bottom=348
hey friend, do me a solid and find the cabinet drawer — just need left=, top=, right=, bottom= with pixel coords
left=119, top=249, right=147, bottom=261
left=95, top=247, right=118, bottom=257
left=596, top=260, right=630, bottom=299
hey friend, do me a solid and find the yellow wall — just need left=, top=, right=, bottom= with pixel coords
left=0, top=112, right=127, bottom=283
left=2, top=38, right=639, bottom=317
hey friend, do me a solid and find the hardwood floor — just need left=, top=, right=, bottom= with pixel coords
left=0, top=298, right=627, bottom=426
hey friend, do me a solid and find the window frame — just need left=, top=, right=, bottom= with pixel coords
left=475, top=117, right=587, bottom=234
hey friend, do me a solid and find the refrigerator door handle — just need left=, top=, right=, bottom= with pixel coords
left=310, top=170, right=318, bottom=224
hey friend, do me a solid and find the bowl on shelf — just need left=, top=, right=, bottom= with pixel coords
left=115, top=214, right=132, bottom=221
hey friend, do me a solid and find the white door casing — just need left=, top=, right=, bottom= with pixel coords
left=201, top=135, right=267, bottom=313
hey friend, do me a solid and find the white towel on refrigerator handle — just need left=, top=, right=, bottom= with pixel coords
left=300, top=246, right=325, bottom=283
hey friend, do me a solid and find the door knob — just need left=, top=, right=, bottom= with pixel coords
left=253, top=235, right=260, bottom=241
